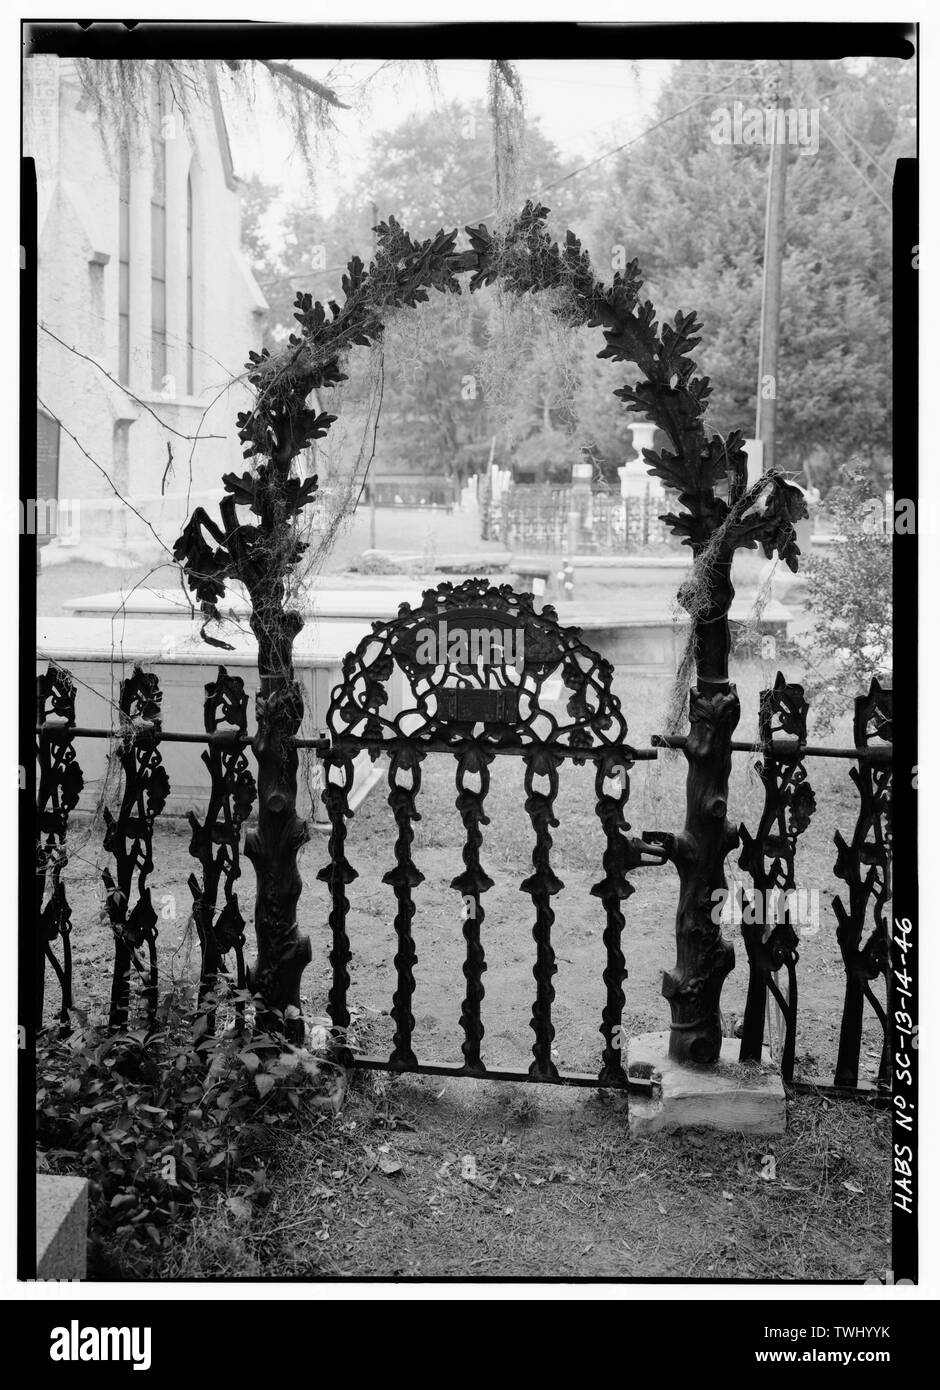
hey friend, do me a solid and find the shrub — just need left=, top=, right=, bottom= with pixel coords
left=352, top=552, right=406, bottom=575
left=799, top=466, right=892, bottom=730
left=35, top=984, right=344, bottom=1275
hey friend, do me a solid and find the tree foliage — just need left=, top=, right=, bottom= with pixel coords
left=585, top=57, right=914, bottom=493
left=241, top=102, right=599, bottom=483
left=73, top=56, right=348, bottom=170
left=241, top=59, right=911, bottom=494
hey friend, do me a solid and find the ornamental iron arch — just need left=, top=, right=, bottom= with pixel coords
left=175, top=200, right=808, bottom=1057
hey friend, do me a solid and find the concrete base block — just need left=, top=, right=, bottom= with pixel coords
left=36, top=1175, right=88, bottom=1280
left=627, top=1031, right=786, bottom=1137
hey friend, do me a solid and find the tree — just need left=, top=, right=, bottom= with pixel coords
left=73, top=56, right=350, bottom=169
left=240, top=176, right=338, bottom=353
left=336, top=98, right=583, bottom=242
left=587, top=57, right=913, bottom=493
left=240, top=101, right=600, bottom=485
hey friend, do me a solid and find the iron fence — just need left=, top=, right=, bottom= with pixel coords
left=481, top=483, right=670, bottom=553
left=35, top=588, right=892, bottom=1101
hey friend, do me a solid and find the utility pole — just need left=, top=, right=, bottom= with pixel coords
left=369, top=198, right=379, bottom=553
left=755, top=60, right=791, bottom=473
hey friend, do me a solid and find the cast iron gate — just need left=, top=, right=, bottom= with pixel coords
left=317, top=577, right=666, bottom=1096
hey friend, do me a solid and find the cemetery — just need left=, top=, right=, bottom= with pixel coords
left=29, top=49, right=901, bottom=1285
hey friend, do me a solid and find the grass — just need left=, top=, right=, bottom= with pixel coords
left=155, top=1073, right=889, bottom=1281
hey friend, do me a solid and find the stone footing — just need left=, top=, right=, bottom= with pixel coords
left=627, top=1031, right=786, bottom=1136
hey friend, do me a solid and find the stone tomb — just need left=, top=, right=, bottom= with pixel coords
left=550, top=593, right=792, bottom=672
left=61, top=581, right=792, bottom=677
left=62, top=581, right=425, bottom=624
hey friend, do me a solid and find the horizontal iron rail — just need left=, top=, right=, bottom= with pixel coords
left=331, top=736, right=659, bottom=760
left=785, top=1078, right=892, bottom=1105
left=36, top=724, right=331, bottom=752
left=351, top=1057, right=887, bottom=1104
left=349, top=1052, right=653, bottom=1095
left=38, top=725, right=888, bottom=764
left=653, top=734, right=891, bottom=762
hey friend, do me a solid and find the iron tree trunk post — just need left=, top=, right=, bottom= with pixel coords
left=243, top=573, right=312, bottom=1045
left=663, top=542, right=740, bottom=1064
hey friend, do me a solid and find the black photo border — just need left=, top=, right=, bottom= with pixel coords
left=20, top=18, right=917, bottom=1300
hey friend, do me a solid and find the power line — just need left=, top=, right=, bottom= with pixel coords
left=827, top=115, right=894, bottom=185
left=36, top=397, right=174, bottom=557
left=483, top=64, right=763, bottom=214
left=793, top=80, right=895, bottom=188
left=818, top=123, right=893, bottom=214
left=39, top=324, right=227, bottom=440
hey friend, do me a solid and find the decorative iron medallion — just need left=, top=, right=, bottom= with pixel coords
left=326, top=578, right=631, bottom=761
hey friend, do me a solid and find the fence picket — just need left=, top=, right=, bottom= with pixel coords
left=832, top=681, right=893, bottom=1088
left=737, top=673, right=816, bottom=1079
left=186, top=666, right=256, bottom=1032
left=591, top=750, right=637, bottom=1086
left=384, top=747, right=425, bottom=1068
left=452, top=747, right=494, bottom=1073
left=101, top=665, right=170, bottom=1029
left=317, top=749, right=357, bottom=1032
left=36, top=663, right=84, bottom=1032
left=522, top=751, right=563, bottom=1080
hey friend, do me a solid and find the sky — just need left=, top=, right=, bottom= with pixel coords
left=226, top=58, right=675, bottom=218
